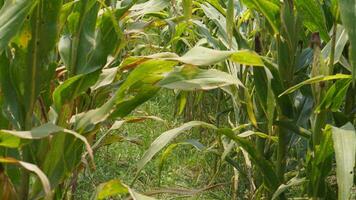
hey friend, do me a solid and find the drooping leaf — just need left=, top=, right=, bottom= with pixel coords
left=136, top=121, right=217, bottom=174
left=151, top=46, right=264, bottom=67
left=96, top=179, right=128, bottom=199
left=91, top=116, right=164, bottom=150
left=71, top=98, right=116, bottom=132
left=111, top=59, right=178, bottom=118
left=0, top=157, right=51, bottom=199
left=72, top=59, right=177, bottom=131
left=275, top=120, right=312, bottom=139
left=230, top=50, right=264, bottom=66
left=0, top=123, right=93, bottom=161
left=272, top=177, right=307, bottom=200
left=128, top=0, right=170, bottom=17
left=237, top=130, right=278, bottom=142
left=174, top=46, right=234, bottom=66
left=91, top=68, right=118, bottom=91
left=95, top=179, right=155, bottom=200
left=157, top=65, right=243, bottom=90
left=130, top=47, right=264, bottom=67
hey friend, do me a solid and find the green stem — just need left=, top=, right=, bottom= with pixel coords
left=312, top=110, right=327, bottom=147
left=276, top=124, right=288, bottom=200
left=313, top=23, right=336, bottom=147
left=276, top=124, right=287, bottom=182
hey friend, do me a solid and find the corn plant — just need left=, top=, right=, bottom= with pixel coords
left=0, top=0, right=355, bottom=199
left=0, top=0, right=258, bottom=199
left=134, top=0, right=356, bottom=199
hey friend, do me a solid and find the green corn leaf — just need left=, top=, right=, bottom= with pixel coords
left=0, top=53, right=24, bottom=130
left=129, top=47, right=263, bottom=67
left=330, top=123, right=356, bottom=200
left=200, top=2, right=232, bottom=48
left=73, top=47, right=258, bottom=129
left=128, top=0, right=170, bottom=18
left=219, top=128, right=279, bottom=191
left=272, top=177, right=307, bottom=200
left=0, top=157, right=51, bottom=199
left=322, top=25, right=349, bottom=65
left=59, top=0, right=100, bottom=75
left=91, top=116, right=164, bottom=150
left=226, top=0, right=234, bottom=47
left=71, top=98, right=116, bottom=132
left=151, top=46, right=264, bottom=66
left=295, top=0, right=329, bottom=41
left=279, top=74, right=352, bottom=97
left=2, top=0, right=62, bottom=131
left=177, top=91, right=188, bottom=115
left=157, top=65, right=243, bottom=90
left=0, top=134, right=21, bottom=148
left=53, top=71, right=100, bottom=111
left=241, top=0, right=280, bottom=34
left=91, top=68, right=118, bottom=91
left=175, top=46, right=234, bottom=66
left=95, top=179, right=155, bottom=200
left=237, top=130, right=278, bottom=142
left=0, top=0, right=36, bottom=52
left=244, top=89, right=258, bottom=128
left=275, top=120, right=312, bottom=139
left=136, top=121, right=217, bottom=176
left=0, top=123, right=93, bottom=161
left=315, top=79, right=352, bottom=113
left=72, top=59, right=177, bottom=131
left=59, top=0, right=123, bottom=76
left=230, top=50, right=264, bottom=66
left=111, top=59, right=178, bottom=118
left=307, top=124, right=334, bottom=197
left=263, top=59, right=294, bottom=118
left=339, top=0, right=356, bottom=83
left=203, top=0, right=226, bottom=15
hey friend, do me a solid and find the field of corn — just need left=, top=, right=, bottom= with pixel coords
left=0, top=0, right=355, bottom=199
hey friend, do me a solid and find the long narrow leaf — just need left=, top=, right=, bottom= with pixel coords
left=136, top=121, right=217, bottom=174
left=330, top=123, right=356, bottom=200
left=0, top=157, right=51, bottom=199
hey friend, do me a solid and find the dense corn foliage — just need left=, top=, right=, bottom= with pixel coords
left=0, top=0, right=355, bottom=199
